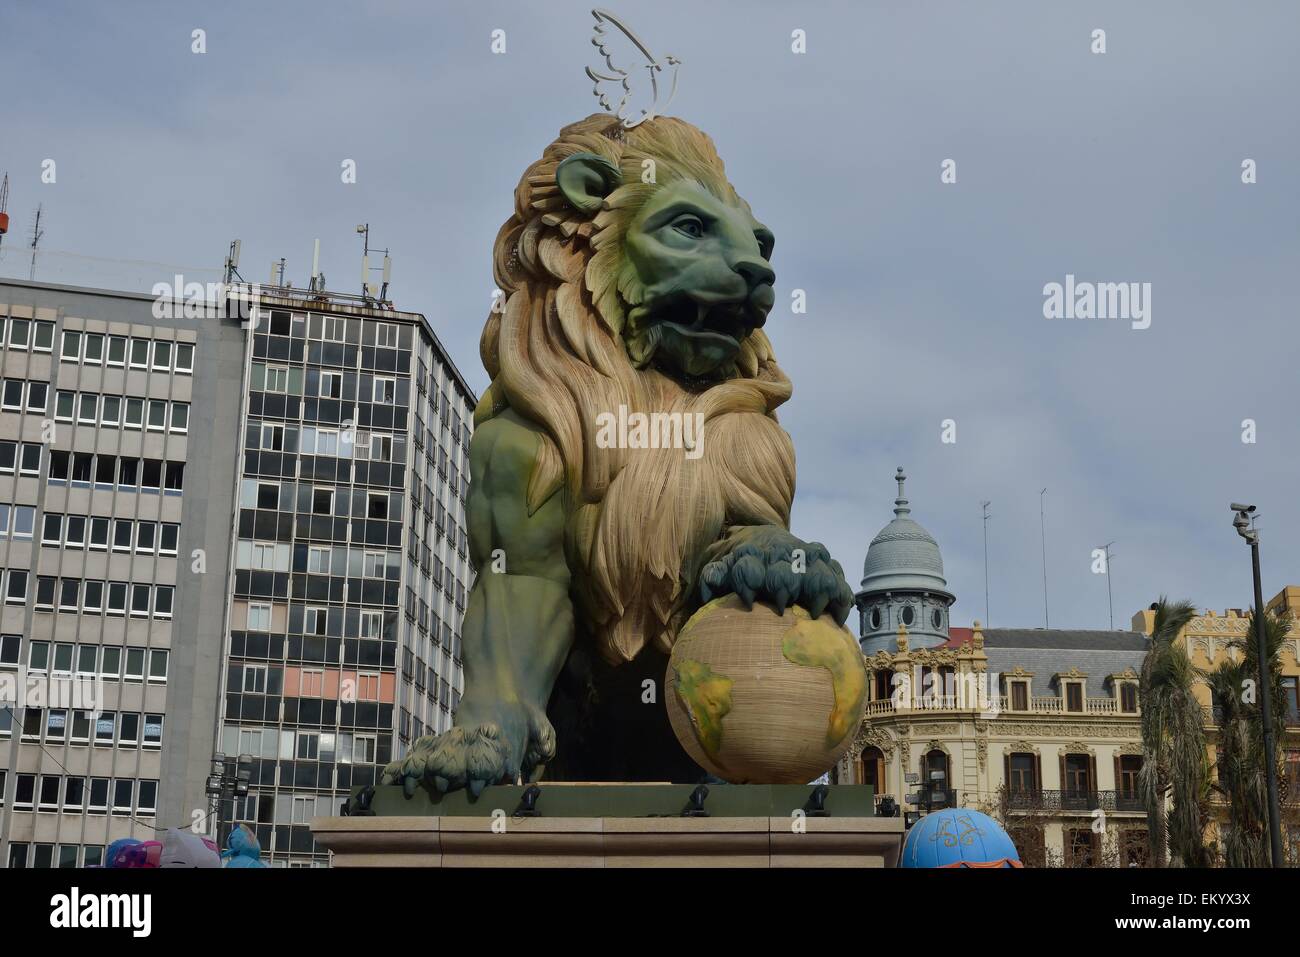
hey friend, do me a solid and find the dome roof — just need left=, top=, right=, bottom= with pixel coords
left=860, top=468, right=953, bottom=599
left=900, top=808, right=1022, bottom=868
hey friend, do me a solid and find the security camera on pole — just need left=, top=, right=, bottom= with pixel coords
left=1231, top=502, right=1285, bottom=868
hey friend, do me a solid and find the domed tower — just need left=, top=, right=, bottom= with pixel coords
left=857, top=467, right=955, bottom=653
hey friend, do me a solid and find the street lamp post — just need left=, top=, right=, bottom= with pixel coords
left=1231, top=503, right=1285, bottom=868
left=205, top=752, right=252, bottom=852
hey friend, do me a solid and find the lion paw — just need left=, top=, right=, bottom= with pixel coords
left=700, top=527, right=854, bottom=624
left=380, top=707, right=557, bottom=797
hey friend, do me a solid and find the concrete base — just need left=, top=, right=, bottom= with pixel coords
left=314, top=785, right=904, bottom=868
left=312, top=814, right=904, bottom=867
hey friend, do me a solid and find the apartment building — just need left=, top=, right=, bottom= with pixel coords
left=0, top=279, right=244, bottom=868
left=217, top=285, right=474, bottom=865
left=0, top=277, right=474, bottom=867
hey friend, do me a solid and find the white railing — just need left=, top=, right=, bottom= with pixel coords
left=861, top=693, right=1137, bottom=717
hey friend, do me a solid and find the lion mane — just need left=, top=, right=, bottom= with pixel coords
left=477, top=113, right=797, bottom=664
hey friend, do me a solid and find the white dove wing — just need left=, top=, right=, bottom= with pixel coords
left=587, top=8, right=676, bottom=127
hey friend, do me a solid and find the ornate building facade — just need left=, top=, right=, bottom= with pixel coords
left=834, top=469, right=1150, bottom=867
left=835, top=468, right=1300, bottom=866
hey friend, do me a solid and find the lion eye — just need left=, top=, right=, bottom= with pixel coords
left=672, top=216, right=705, bottom=239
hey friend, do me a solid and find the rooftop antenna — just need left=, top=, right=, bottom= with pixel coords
left=357, top=223, right=370, bottom=298
left=223, top=239, right=243, bottom=284
left=28, top=204, right=44, bottom=281
left=0, top=173, right=10, bottom=252
left=310, top=239, right=321, bottom=292
left=1098, top=541, right=1116, bottom=629
left=356, top=223, right=393, bottom=303
left=1039, top=488, right=1050, bottom=629
left=271, top=257, right=286, bottom=287
left=980, top=500, right=992, bottom=628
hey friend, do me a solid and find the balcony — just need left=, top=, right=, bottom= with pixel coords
left=1005, top=789, right=1144, bottom=814
left=861, top=694, right=1138, bottom=718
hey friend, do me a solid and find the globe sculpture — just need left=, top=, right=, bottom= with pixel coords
left=899, top=808, right=1023, bottom=868
left=665, top=595, right=868, bottom=784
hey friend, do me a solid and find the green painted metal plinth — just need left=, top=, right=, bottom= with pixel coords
left=346, top=782, right=876, bottom=818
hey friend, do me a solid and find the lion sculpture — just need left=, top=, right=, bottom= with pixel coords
left=383, top=113, right=855, bottom=794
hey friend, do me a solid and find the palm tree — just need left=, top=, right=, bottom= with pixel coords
left=1139, top=598, right=1212, bottom=867
left=1207, top=608, right=1289, bottom=866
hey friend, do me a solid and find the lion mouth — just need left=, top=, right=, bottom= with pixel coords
left=652, top=295, right=763, bottom=347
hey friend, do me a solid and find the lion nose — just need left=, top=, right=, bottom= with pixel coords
left=732, top=258, right=775, bottom=292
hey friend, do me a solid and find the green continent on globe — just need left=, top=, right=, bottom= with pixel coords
left=673, top=658, right=734, bottom=762
left=781, top=613, right=868, bottom=747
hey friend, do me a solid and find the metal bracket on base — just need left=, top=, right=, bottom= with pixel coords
left=681, top=784, right=710, bottom=817
left=514, top=785, right=542, bottom=817
left=344, top=785, right=376, bottom=817
left=804, top=784, right=831, bottom=817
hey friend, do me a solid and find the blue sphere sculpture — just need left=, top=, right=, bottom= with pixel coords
left=900, top=808, right=1023, bottom=868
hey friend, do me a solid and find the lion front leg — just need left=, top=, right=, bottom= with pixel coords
left=381, top=412, right=574, bottom=797
left=697, top=525, right=855, bottom=623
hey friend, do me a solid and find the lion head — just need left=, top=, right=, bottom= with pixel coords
left=479, top=113, right=797, bottom=662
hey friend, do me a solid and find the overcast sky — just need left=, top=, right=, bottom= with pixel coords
left=2, top=0, right=1296, bottom=632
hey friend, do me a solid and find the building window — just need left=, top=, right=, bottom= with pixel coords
left=922, top=749, right=950, bottom=805
left=1282, top=678, right=1299, bottom=726
left=1066, top=828, right=1099, bottom=868
left=357, top=672, right=380, bottom=701
left=1009, top=679, right=1029, bottom=712
left=1008, top=825, right=1046, bottom=868
left=304, top=607, right=328, bottom=636
left=137, top=780, right=158, bottom=815
left=112, top=780, right=134, bottom=815
left=247, top=604, right=271, bottom=632
left=1119, top=682, right=1138, bottom=714
left=1063, top=753, right=1095, bottom=803
left=265, top=366, right=289, bottom=393
left=300, top=669, right=324, bottom=698
left=857, top=746, right=884, bottom=792
left=354, top=734, right=377, bottom=763
left=1117, top=754, right=1142, bottom=807
left=1064, top=681, right=1084, bottom=713
left=1119, top=829, right=1149, bottom=867
left=1007, top=752, right=1038, bottom=794
left=243, top=664, right=268, bottom=694
left=296, top=731, right=320, bottom=760
left=359, top=611, right=383, bottom=639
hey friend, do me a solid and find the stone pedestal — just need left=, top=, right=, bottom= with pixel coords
left=312, top=783, right=904, bottom=867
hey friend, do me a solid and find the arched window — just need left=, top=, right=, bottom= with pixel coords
left=857, top=746, right=885, bottom=793
left=923, top=749, right=951, bottom=806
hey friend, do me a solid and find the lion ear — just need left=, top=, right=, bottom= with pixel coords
left=556, top=152, right=622, bottom=216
